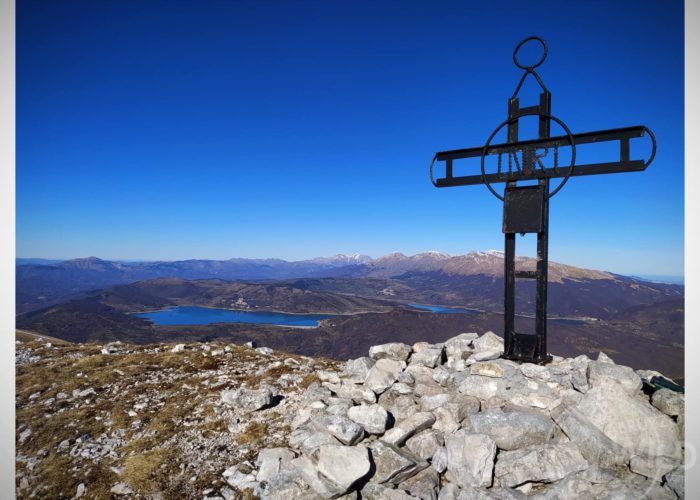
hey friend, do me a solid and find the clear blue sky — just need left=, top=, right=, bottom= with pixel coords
left=16, top=0, right=684, bottom=276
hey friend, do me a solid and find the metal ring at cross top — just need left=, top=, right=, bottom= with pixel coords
left=513, top=36, right=548, bottom=70
left=479, top=112, right=577, bottom=202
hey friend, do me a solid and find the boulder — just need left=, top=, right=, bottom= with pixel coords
left=431, top=447, right=448, bottom=474
left=573, top=381, right=682, bottom=459
left=369, top=440, right=428, bottom=485
left=324, top=382, right=376, bottom=404
left=256, top=448, right=296, bottom=483
left=398, top=467, right=439, bottom=500
left=651, top=388, right=684, bottom=417
left=431, top=406, right=460, bottom=435
left=369, top=343, right=412, bottom=362
left=445, top=431, right=496, bottom=488
left=419, top=393, right=452, bottom=412
left=468, top=407, right=556, bottom=451
left=291, top=456, right=343, bottom=499
left=664, top=465, right=684, bottom=499
left=347, top=404, right=391, bottom=435
left=471, top=332, right=504, bottom=353
left=361, top=482, right=416, bottom=499
left=550, top=403, right=631, bottom=468
left=290, top=428, right=341, bottom=456
left=315, top=445, right=371, bottom=496
left=312, top=415, right=364, bottom=446
left=494, top=443, right=588, bottom=488
left=629, top=455, right=679, bottom=480
left=344, top=358, right=375, bottom=384
left=410, top=348, right=444, bottom=368
left=469, top=350, right=501, bottom=362
left=382, top=412, right=435, bottom=446
left=221, top=387, right=273, bottom=413
left=405, top=430, right=444, bottom=461
left=365, top=359, right=406, bottom=395
left=587, top=361, right=642, bottom=396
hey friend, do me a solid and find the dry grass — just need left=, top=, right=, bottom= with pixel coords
left=236, top=421, right=269, bottom=446
left=123, top=449, right=171, bottom=493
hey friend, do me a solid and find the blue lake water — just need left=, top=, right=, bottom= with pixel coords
left=409, top=303, right=481, bottom=314
left=134, top=306, right=336, bottom=327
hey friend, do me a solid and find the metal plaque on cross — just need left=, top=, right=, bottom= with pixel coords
left=429, top=37, right=656, bottom=364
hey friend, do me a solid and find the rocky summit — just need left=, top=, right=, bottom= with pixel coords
left=16, top=331, right=684, bottom=499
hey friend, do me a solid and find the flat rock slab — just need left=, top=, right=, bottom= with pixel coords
left=445, top=431, right=496, bottom=488
left=468, top=408, right=556, bottom=451
left=551, top=403, right=630, bottom=469
left=495, top=443, right=589, bottom=488
left=382, top=412, right=435, bottom=446
left=256, top=448, right=296, bottom=483
left=370, top=440, right=428, bottom=485
left=315, top=445, right=371, bottom=496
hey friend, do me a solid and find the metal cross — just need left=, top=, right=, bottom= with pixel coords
left=429, top=37, right=656, bottom=364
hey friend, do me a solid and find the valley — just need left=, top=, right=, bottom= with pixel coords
left=15, top=251, right=684, bottom=381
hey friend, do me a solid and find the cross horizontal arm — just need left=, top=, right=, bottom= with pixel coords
left=433, top=125, right=651, bottom=188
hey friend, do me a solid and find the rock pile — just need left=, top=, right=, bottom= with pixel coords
left=15, top=331, right=685, bottom=499
left=223, top=332, right=685, bottom=499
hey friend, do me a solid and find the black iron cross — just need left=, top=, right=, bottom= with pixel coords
left=430, top=37, right=656, bottom=364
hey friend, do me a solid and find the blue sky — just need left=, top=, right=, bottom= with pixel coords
left=16, top=0, right=684, bottom=276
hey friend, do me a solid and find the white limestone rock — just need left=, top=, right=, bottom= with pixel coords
left=468, top=407, right=556, bottom=451
left=347, top=404, right=390, bottom=435
left=629, top=455, right=679, bottom=480
left=651, top=388, right=684, bottom=417
left=573, top=380, right=682, bottom=459
left=471, top=332, right=504, bottom=353
left=312, top=414, right=364, bottom=446
left=445, top=431, right=496, bottom=488
left=405, top=429, right=444, bottom=461
left=364, top=359, right=406, bottom=395
left=256, top=448, right=296, bottom=483
left=344, top=357, right=375, bottom=384
left=382, top=411, right=435, bottom=446
left=221, top=387, right=273, bottom=413
left=315, top=445, right=371, bottom=496
left=550, top=403, right=631, bottom=468
left=494, top=443, right=589, bottom=488
left=369, top=440, right=428, bottom=485
left=409, top=347, right=444, bottom=368
left=587, top=360, right=642, bottom=396
left=369, top=343, right=412, bottom=362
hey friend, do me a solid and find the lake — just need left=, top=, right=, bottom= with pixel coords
left=134, top=306, right=336, bottom=327
left=409, top=303, right=481, bottom=314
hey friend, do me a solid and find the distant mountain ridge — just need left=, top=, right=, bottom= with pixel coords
left=15, top=251, right=677, bottom=314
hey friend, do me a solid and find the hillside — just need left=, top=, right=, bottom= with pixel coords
left=16, top=331, right=684, bottom=499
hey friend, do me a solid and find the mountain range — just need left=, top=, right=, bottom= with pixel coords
left=16, top=251, right=668, bottom=314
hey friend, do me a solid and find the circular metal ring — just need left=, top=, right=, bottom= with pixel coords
left=479, top=112, right=577, bottom=201
left=429, top=154, right=438, bottom=187
left=642, top=126, right=657, bottom=168
left=513, top=36, right=548, bottom=70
